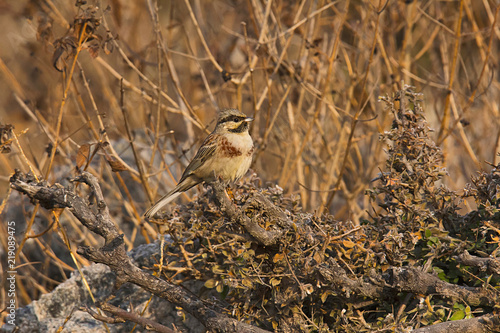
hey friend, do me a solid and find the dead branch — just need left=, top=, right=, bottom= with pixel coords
left=318, top=258, right=391, bottom=300
left=455, top=250, right=500, bottom=275
left=412, top=313, right=500, bottom=333
left=98, top=302, right=177, bottom=333
left=10, top=170, right=271, bottom=333
left=210, top=180, right=291, bottom=246
left=387, top=266, right=498, bottom=307
left=318, top=258, right=499, bottom=307
left=83, top=306, right=126, bottom=324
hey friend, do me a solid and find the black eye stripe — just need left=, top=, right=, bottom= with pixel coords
left=220, top=116, right=244, bottom=124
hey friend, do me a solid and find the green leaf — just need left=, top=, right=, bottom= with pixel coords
left=465, top=306, right=472, bottom=319
left=450, top=310, right=465, bottom=321
left=428, top=236, right=439, bottom=244
left=438, top=272, right=449, bottom=282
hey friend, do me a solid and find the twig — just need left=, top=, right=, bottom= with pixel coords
left=181, top=0, right=223, bottom=73
left=118, top=80, right=153, bottom=205
left=86, top=303, right=177, bottom=333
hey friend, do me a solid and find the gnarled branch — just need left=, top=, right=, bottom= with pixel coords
left=318, top=258, right=499, bottom=307
left=455, top=250, right=500, bottom=275
left=10, top=170, right=271, bottom=333
left=210, top=180, right=291, bottom=246
left=412, top=313, right=500, bottom=333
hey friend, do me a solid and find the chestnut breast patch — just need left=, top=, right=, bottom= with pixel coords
left=219, top=136, right=243, bottom=157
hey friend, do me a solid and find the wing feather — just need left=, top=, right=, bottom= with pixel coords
left=178, top=133, right=218, bottom=183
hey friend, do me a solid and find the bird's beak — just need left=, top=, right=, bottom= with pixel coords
left=244, top=117, right=254, bottom=122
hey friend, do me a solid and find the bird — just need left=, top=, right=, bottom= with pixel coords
left=144, top=108, right=254, bottom=218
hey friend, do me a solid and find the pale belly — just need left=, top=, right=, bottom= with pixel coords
left=203, top=154, right=252, bottom=182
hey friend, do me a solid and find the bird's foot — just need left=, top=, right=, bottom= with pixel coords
left=226, top=186, right=235, bottom=200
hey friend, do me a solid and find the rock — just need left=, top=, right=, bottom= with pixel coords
left=1, top=242, right=203, bottom=333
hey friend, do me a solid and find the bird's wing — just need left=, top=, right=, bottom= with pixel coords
left=178, top=133, right=218, bottom=183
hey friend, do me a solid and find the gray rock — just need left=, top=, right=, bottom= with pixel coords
left=1, top=242, right=204, bottom=333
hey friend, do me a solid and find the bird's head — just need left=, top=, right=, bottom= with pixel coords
left=216, top=108, right=253, bottom=134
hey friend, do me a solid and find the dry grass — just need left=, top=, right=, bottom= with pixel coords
left=0, top=0, right=499, bottom=326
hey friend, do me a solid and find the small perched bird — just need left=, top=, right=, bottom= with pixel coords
left=144, top=108, right=254, bottom=218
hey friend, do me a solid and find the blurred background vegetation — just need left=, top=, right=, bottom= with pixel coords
left=0, top=0, right=499, bottom=327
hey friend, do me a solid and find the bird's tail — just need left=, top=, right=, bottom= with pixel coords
left=144, top=177, right=200, bottom=218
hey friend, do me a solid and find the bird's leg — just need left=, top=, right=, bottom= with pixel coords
left=217, top=177, right=235, bottom=203
left=226, top=184, right=235, bottom=200
left=211, top=172, right=233, bottom=202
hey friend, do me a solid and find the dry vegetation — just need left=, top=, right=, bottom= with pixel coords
left=1, top=0, right=500, bottom=332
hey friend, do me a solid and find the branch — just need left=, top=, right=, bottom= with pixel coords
left=10, top=170, right=271, bottom=333
left=318, top=259, right=498, bottom=307
left=210, top=180, right=291, bottom=246
left=10, top=170, right=119, bottom=242
left=387, top=266, right=498, bottom=307
left=455, top=250, right=500, bottom=275
left=412, top=313, right=500, bottom=333
left=86, top=303, right=177, bottom=333
left=318, top=259, right=393, bottom=300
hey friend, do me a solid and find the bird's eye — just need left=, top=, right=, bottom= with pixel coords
left=231, top=116, right=240, bottom=122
